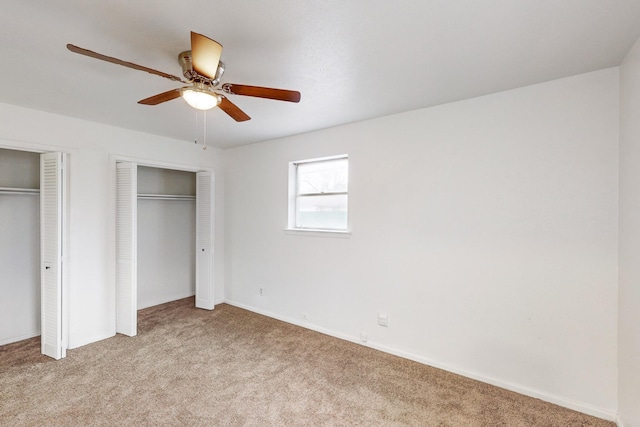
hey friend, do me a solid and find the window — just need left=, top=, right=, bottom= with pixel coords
left=289, top=155, right=348, bottom=231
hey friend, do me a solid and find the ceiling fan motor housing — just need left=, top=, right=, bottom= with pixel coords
left=179, top=51, right=224, bottom=86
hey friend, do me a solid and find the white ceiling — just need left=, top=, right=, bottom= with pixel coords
left=1, top=1, right=639, bottom=149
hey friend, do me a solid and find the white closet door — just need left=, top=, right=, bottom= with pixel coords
left=41, top=152, right=65, bottom=359
left=196, top=171, right=214, bottom=310
left=116, top=162, right=137, bottom=336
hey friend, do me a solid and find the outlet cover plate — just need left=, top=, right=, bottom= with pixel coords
left=378, top=313, right=389, bottom=327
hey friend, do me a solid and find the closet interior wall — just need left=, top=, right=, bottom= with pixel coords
left=0, top=148, right=40, bottom=345
left=137, top=166, right=196, bottom=309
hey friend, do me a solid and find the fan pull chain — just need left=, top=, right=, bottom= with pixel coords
left=202, top=110, right=208, bottom=150
left=194, top=110, right=198, bottom=144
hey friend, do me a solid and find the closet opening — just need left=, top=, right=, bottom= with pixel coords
left=0, top=148, right=41, bottom=348
left=1, top=147, right=67, bottom=360
left=115, top=161, right=214, bottom=337
left=137, top=166, right=197, bottom=310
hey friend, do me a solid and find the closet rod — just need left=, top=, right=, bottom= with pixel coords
left=137, top=193, right=196, bottom=201
left=0, top=186, right=40, bottom=195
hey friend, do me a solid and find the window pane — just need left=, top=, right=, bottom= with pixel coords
left=297, top=158, right=348, bottom=195
left=296, top=194, right=347, bottom=230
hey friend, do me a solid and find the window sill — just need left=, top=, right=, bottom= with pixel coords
left=284, top=228, right=351, bottom=238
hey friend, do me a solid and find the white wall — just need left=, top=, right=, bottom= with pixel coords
left=0, top=147, right=40, bottom=188
left=619, top=35, right=640, bottom=427
left=0, top=195, right=40, bottom=344
left=224, top=69, right=619, bottom=418
left=137, top=166, right=196, bottom=195
left=0, top=103, right=225, bottom=349
left=137, top=199, right=196, bottom=308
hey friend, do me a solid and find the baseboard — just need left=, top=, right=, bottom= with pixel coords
left=224, top=299, right=617, bottom=422
left=68, top=331, right=115, bottom=350
left=0, top=330, right=40, bottom=346
left=138, top=292, right=196, bottom=310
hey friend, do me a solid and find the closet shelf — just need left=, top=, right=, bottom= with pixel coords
left=137, top=193, right=196, bottom=201
left=0, top=186, right=40, bottom=195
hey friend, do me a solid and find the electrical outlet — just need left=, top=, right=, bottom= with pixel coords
left=378, top=313, right=389, bottom=327
left=259, top=288, right=263, bottom=296
left=360, top=332, right=368, bottom=343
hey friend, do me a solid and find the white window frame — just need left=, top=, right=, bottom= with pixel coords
left=287, top=154, right=350, bottom=236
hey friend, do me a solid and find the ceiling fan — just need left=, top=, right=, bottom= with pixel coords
left=66, top=31, right=301, bottom=122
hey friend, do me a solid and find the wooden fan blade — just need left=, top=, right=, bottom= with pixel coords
left=191, top=32, right=222, bottom=80
left=138, top=89, right=182, bottom=105
left=218, top=96, right=251, bottom=122
left=67, top=44, right=186, bottom=83
left=222, top=84, right=301, bottom=103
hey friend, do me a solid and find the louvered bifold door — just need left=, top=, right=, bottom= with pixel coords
left=196, top=171, right=214, bottom=310
left=41, top=152, right=65, bottom=359
left=116, top=162, right=137, bottom=336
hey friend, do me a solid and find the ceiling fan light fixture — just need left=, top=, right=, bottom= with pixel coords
left=181, top=87, right=221, bottom=110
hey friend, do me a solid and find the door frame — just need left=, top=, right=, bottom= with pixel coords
left=0, top=140, right=71, bottom=358
left=110, top=155, right=216, bottom=337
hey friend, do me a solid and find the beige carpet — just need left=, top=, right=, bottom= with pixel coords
left=0, top=298, right=615, bottom=426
